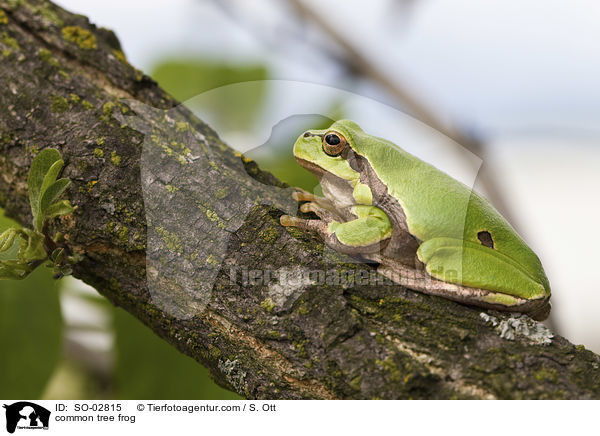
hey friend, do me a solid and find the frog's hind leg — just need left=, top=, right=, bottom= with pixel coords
left=369, top=254, right=550, bottom=320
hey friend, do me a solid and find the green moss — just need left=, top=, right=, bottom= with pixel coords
left=69, top=93, right=80, bottom=103
left=77, top=159, right=87, bottom=172
left=208, top=344, right=221, bottom=359
left=110, top=151, right=121, bottom=166
left=0, top=10, right=7, bottom=25
left=165, top=184, right=179, bottom=193
left=349, top=375, right=362, bottom=391
left=266, top=330, right=280, bottom=339
left=202, top=209, right=226, bottom=230
left=111, top=48, right=127, bottom=63
left=50, top=95, right=69, bottom=114
left=81, top=100, right=94, bottom=110
left=259, top=225, right=279, bottom=244
left=215, top=187, right=229, bottom=200
left=38, top=48, right=58, bottom=67
left=160, top=144, right=174, bottom=156
left=392, top=314, right=403, bottom=323
left=175, top=121, right=190, bottom=132
left=534, top=367, right=559, bottom=383
left=154, top=135, right=191, bottom=165
left=155, top=226, right=183, bottom=254
left=102, top=101, right=115, bottom=118
left=260, top=298, right=275, bottom=313
left=205, top=254, right=219, bottom=266
left=205, top=210, right=219, bottom=222
left=1, top=32, right=19, bottom=50
left=170, top=141, right=191, bottom=155
left=1, top=49, right=9, bottom=57
left=61, top=25, right=97, bottom=50
left=117, top=226, right=129, bottom=245
left=22, top=2, right=64, bottom=26
left=93, top=148, right=104, bottom=158
left=375, top=357, right=404, bottom=384
left=296, top=303, right=309, bottom=315
left=292, top=340, right=307, bottom=358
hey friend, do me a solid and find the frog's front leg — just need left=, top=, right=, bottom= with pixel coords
left=291, top=189, right=347, bottom=218
left=280, top=204, right=356, bottom=254
left=281, top=204, right=393, bottom=255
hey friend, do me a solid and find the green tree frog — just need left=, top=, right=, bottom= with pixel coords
left=280, top=120, right=551, bottom=320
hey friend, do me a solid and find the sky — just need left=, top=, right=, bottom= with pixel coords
left=54, top=0, right=600, bottom=138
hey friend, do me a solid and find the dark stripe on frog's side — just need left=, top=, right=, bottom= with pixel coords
left=349, top=150, right=421, bottom=267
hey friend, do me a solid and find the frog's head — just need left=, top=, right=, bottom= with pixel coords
left=293, top=120, right=363, bottom=182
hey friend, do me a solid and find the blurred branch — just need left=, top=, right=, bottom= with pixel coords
left=63, top=337, right=113, bottom=387
left=0, top=0, right=592, bottom=398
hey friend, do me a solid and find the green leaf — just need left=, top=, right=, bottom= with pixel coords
left=28, top=149, right=62, bottom=228
left=0, top=228, right=18, bottom=252
left=38, top=178, right=70, bottom=230
left=18, top=228, right=47, bottom=261
left=0, top=260, right=32, bottom=279
left=40, top=159, right=64, bottom=200
left=113, top=307, right=241, bottom=399
left=0, top=211, right=62, bottom=398
left=44, top=200, right=75, bottom=220
left=50, top=248, right=64, bottom=264
left=0, top=266, right=62, bottom=398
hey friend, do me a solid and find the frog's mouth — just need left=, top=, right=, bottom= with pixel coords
left=295, top=156, right=353, bottom=183
left=295, top=157, right=329, bottom=179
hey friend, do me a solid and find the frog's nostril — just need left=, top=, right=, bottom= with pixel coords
left=303, top=131, right=311, bottom=138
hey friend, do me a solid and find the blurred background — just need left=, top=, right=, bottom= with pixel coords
left=2, top=0, right=600, bottom=399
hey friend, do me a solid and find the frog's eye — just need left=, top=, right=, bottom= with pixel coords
left=322, top=131, right=347, bottom=156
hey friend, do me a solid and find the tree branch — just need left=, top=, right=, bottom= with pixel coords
left=0, top=0, right=598, bottom=399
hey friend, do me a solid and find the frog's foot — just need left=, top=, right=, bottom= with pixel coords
left=280, top=214, right=325, bottom=231
left=280, top=215, right=377, bottom=255
left=299, top=202, right=343, bottom=222
left=292, top=189, right=337, bottom=210
left=280, top=214, right=335, bottom=245
left=291, top=189, right=319, bottom=202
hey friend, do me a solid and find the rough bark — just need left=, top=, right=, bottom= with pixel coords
left=1, top=0, right=599, bottom=399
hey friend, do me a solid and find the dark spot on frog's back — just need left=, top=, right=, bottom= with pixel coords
left=477, top=231, right=494, bottom=249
